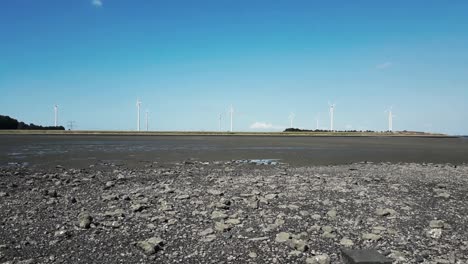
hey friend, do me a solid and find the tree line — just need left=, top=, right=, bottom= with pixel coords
left=0, top=115, right=65, bottom=130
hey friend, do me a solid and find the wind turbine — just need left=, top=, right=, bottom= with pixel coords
left=386, top=107, right=394, bottom=132
left=289, top=112, right=295, bottom=128
left=145, top=110, right=149, bottom=132
left=229, top=105, right=234, bottom=132
left=54, top=105, right=58, bottom=127
left=136, top=99, right=142, bottom=131
left=329, top=102, right=335, bottom=132
left=316, top=113, right=320, bottom=130
left=218, top=113, right=223, bottom=132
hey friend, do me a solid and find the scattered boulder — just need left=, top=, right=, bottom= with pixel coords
left=136, top=237, right=164, bottom=255
left=306, top=254, right=330, bottom=264
left=78, top=212, right=93, bottom=229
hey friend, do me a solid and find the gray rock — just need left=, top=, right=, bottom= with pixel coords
left=207, top=189, right=223, bottom=196
left=136, top=237, right=164, bottom=255
left=199, top=228, right=214, bottom=236
left=341, top=249, right=392, bottom=264
left=429, top=220, right=444, bottom=228
left=326, top=209, right=337, bottom=219
left=175, top=194, right=190, bottom=200
left=375, top=208, right=396, bottom=217
left=362, top=233, right=381, bottom=241
left=306, top=254, right=330, bottom=264
left=248, top=252, right=257, bottom=258
left=340, top=237, right=354, bottom=247
left=275, top=232, right=291, bottom=243
left=78, top=212, right=93, bottom=229
left=211, top=210, right=228, bottom=220
left=214, top=221, right=231, bottom=232
left=426, top=228, right=442, bottom=239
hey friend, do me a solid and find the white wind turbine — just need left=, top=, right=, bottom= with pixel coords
left=136, top=99, right=142, bottom=131
left=54, top=104, right=58, bottom=127
left=218, top=113, right=223, bottom=132
left=229, top=105, right=234, bottom=132
left=386, top=107, right=394, bottom=132
left=145, top=110, right=149, bottom=132
left=329, top=102, right=336, bottom=132
left=289, top=112, right=295, bottom=128
left=316, top=113, right=320, bottom=130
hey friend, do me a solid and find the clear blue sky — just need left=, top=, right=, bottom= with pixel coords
left=1, top=0, right=467, bottom=134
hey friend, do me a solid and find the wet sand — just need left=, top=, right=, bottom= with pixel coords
left=1, top=135, right=467, bottom=168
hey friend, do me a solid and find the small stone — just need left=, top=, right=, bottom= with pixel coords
left=211, top=210, right=228, bottom=220
left=0, top=192, right=8, bottom=197
left=275, top=232, right=291, bottom=243
left=288, top=239, right=308, bottom=252
left=327, top=209, right=337, bottom=219
left=131, top=204, right=146, bottom=212
left=207, top=189, right=223, bottom=196
left=54, top=230, right=71, bottom=238
left=248, top=252, right=257, bottom=258
left=427, top=228, right=442, bottom=239
left=78, top=212, right=92, bottom=229
left=265, top=193, right=278, bottom=200
left=429, top=220, right=444, bottom=228
left=214, top=221, right=231, bottom=232
left=362, top=233, right=381, bottom=241
left=175, top=194, right=190, bottom=200
left=340, top=237, right=354, bottom=247
left=341, top=249, right=392, bottom=264
left=104, top=181, right=115, bottom=189
left=104, top=209, right=125, bottom=218
left=321, top=232, right=336, bottom=239
left=375, top=208, right=396, bottom=217
left=306, top=254, right=330, bottom=264
left=201, top=234, right=216, bottom=242
left=311, top=214, right=321, bottom=220
left=136, top=237, right=164, bottom=255
left=225, top=218, right=241, bottom=225
left=435, top=192, right=450, bottom=198
left=199, top=228, right=214, bottom=236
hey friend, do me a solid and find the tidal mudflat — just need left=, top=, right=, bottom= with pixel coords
left=1, top=135, right=468, bottom=168
left=1, top=135, right=467, bottom=263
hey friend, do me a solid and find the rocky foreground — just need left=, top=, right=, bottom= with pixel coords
left=0, top=161, right=467, bottom=264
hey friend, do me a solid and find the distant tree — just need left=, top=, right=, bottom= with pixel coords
left=0, top=115, right=19, bottom=129
left=0, top=115, right=65, bottom=130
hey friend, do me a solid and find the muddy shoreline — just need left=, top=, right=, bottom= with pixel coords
left=1, top=135, right=468, bottom=168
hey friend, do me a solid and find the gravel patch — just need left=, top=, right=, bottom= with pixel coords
left=0, top=161, right=467, bottom=263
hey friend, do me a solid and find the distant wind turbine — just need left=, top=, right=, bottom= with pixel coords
left=136, top=99, right=142, bottom=131
left=54, top=104, right=58, bottom=127
left=229, top=105, right=234, bottom=132
left=145, top=110, right=149, bottom=132
left=289, top=112, right=295, bottom=128
left=386, top=107, right=394, bottom=132
left=316, top=113, right=319, bottom=130
left=218, top=113, right=223, bottom=132
left=329, top=102, right=335, bottom=132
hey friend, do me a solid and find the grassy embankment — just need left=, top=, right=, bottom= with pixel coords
left=0, top=130, right=447, bottom=137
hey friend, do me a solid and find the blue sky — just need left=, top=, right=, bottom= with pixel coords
left=1, top=0, right=467, bottom=134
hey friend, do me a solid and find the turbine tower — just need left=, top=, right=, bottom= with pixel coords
left=218, top=113, right=223, bottom=132
left=145, top=110, right=149, bottom=132
left=387, top=107, right=394, bottom=132
left=289, top=112, right=295, bottom=128
left=54, top=105, right=58, bottom=127
left=229, top=105, right=234, bottom=132
left=329, top=103, right=335, bottom=132
left=136, top=99, right=142, bottom=131
left=316, top=114, right=319, bottom=130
